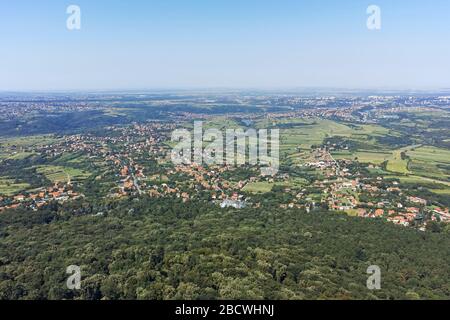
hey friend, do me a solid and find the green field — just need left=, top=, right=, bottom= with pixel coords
left=431, top=189, right=450, bottom=195
left=386, top=149, right=410, bottom=174
left=242, top=182, right=274, bottom=193
left=0, top=178, right=30, bottom=196
left=333, top=150, right=391, bottom=165
left=273, top=117, right=450, bottom=186
left=266, top=118, right=403, bottom=165
left=203, top=118, right=242, bottom=130
left=406, top=146, right=450, bottom=181
left=0, top=135, right=57, bottom=160
left=278, top=119, right=355, bottom=151
left=0, top=151, right=36, bottom=160
left=397, top=175, right=450, bottom=187
left=333, top=146, right=412, bottom=173
left=243, top=177, right=309, bottom=194
left=0, top=135, right=57, bottom=148
left=407, top=146, right=450, bottom=163
left=35, top=165, right=91, bottom=183
left=344, top=209, right=360, bottom=217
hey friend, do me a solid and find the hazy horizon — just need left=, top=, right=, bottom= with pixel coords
left=2, top=86, right=450, bottom=95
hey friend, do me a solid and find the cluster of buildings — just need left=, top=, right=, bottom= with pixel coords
left=299, top=146, right=450, bottom=229
left=0, top=101, right=103, bottom=121
left=0, top=183, right=82, bottom=212
left=1, top=102, right=449, bottom=233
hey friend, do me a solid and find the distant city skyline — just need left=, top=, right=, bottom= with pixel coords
left=1, top=0, right=450, bottom=91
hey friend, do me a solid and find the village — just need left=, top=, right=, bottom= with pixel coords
left=0, top=182, right=82, bottom=212
left=300, top=145, right=450, bottom=229
left=0, top=116, right=449, bottom=231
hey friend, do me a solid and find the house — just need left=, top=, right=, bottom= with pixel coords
left=120, top=166, right=129, bottom=176
left=407, top=207, right=420, bottom=214
left=388, top=215, right=410, bottom=227
left=374, top=209, right=384, bottom=217
left=408, top=196, right=427, bottom=206
left=357, top=208, right=367, bottom=217
left=14, top=195, right=25, bottom=202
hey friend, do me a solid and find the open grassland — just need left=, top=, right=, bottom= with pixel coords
left=334, top=144, right=450, bottom=184
left=405, top=146, right=450, bottom=181
left=203, top=118, right=242, bottom=130
left=35, top=165, right=91, bottom=183
left=53, top=152, right=91, bottom=165
left=408, top=161, right=448, bottom=180
left=272, top=118, right=450, bottom=184
left=278, top=119, right=354, bottom=150
left=0, top=151, right=36, bottom=160
left=266, top=118, right=403, bottom=165
left=407, top=146, right=450, bottom=163
left=334, top=145, right=415, bottom=173
left=333, top=150, right=391, bottom=165
left=243, top=178, right=309, bottom=194
left=0, top=135, right=57, bottom=160
left=0, top=178, right=30, bottom=196
left=283, top=177, right=310, bottom=188
left=431, top=189, right=450, bottom=195
left=0, top=135, right=57, bottom=148
left=398, top=175, right=450, bottom=187
left=343, top=209, right=360, bottom=217
left=103, top=107, right=140, bottom=117
left=386, top=149, right=410, bottom=174
left=242, top=182, right=274, bottom=193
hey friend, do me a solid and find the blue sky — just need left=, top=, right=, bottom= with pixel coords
left=1, top=0, right=449, bottom=91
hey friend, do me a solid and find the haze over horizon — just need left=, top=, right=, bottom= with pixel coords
left=1, top=0, right=450, bottom=91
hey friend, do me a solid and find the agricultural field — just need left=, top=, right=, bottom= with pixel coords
left=278, top=119, right=354, bottom=151
left=333, top=150, right=392, bottom=165
left=203, top=118, right=242, bottom=130
left=0, top=151, right=36, bottom=160
left=386, top=149, right=410, bottom=174
left=34, top=165, right=91, bottom=183
left=332, top=147, right=411, bottom=172
left=269, top=118, right=405, bottom=164
left=0, top=135, right=57, bottom=148
left=0, top=135, right=57, bottom=160
left=243, top=177, right=309, bottom=194
left=54, top=153, right=84, bottom=163
left=242, top=181, right=274, bottom=193
left=407, top=146, right=450, bottom=163
left=397, top=176, right=450, bottom=187
left=333, top=144, right=450, bottom=185
left=0, top=178, right=30, bottom=196
left=270, top=115, right=450, bottom=192
left=431, top=189, right=450, bottom=195
left=405, top=146, right=450, bottom=181
left=147, top=174, right=170, bottom=183
left=103, top=107, right=140, bottom=117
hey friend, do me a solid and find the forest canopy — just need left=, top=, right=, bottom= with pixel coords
left=0, top=198, right=449, bottom=300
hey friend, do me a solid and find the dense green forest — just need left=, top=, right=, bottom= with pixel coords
left=0, top=197, right=449, bottom=300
